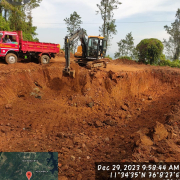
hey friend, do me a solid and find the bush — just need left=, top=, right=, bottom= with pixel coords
left=160, top=53, right=166, bottom=60
left=136, top=38, right=163, bottom=64
left=0, top=15, right=11, bottom=31
left=158, top=59, right=171, bottom=66
left=158, top=59, right=180, bottom=68
left=105, top=55, right=112, bottom=60
left=118, top=56, right=132, bottom=60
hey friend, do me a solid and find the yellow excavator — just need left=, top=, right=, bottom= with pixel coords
left=63, top=28, right=107, bottom=78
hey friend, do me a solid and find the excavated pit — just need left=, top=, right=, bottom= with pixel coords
left=0, top=61, right=178, bottom=106
left=1, top=58, right=180, bottom=179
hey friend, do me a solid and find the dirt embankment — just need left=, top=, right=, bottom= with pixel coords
left=56, top=50, right=74, bottom=58
left=0, top=59, right=179, bottom=106
left=0, top=59, right=180, bottom=179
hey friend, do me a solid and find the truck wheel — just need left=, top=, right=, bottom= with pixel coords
left=5, top=53, right=17, bottom=64
left=39, top=55, right=50, bottom=64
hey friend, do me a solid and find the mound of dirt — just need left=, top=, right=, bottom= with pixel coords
left=56, top=50, right=74, bottom=58
left=114, top=58, right=138, bottom=65
left=56, top=50, right=65, bottom=57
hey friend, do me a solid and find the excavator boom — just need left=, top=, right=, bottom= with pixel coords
left=63, top=28, right=87, bottom=77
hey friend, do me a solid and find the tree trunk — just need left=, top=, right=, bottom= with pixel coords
left=0, top=5, right=2, bottom=16
left=4, top=9, right=7, bottom=21
left=103, top=2, right=106, bottom=37
left=173, top=45, right=180, bottom=60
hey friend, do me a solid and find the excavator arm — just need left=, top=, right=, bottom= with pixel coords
left=63, top=28, right=87, bottom=77
left=63, top=28, right=107, bottom=77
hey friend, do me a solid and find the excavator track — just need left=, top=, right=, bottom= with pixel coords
left=86, top=60, right=107, bottom=69
left=75, top=59, right=107, bottom=69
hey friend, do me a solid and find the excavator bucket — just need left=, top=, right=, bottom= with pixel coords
left=70, top=70, right=75, bottom=78
left=63, top=69, right=75, bottom=78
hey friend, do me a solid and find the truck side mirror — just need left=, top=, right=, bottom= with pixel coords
left=2, top=38, right=5, bottom=43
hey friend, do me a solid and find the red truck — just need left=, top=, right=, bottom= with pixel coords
left=0, top=31, right=60, bottom=64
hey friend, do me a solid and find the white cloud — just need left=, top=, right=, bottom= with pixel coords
left=31, top=0, right=179, bottom=56
left=32, top=0, right=179, bottom=28
left=114, top=0, right=178, bottom=20
left=52, top=0, right=98, bottom=11
left=32, top=0, right=101, bottom=28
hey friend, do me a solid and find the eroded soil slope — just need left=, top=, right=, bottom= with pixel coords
left=0, top=57, right=180, bottom=179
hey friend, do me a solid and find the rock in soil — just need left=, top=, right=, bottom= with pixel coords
left=59, top=176, right=68, bottom=180
left=88, top=102, right=94, bottom=108
left=153, top=121, right=168, bottom=142
left=103, top=119, right=116, bottom=126
left=77, top=173, right=82, bottom=180
left=94, top=120, right=103, bottom=127
left=5, top=104, right=12, bottom=109
left=148, top=96, right=153, bottom=100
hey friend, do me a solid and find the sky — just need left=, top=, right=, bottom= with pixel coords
left=31, top=0, right=179, bottom=59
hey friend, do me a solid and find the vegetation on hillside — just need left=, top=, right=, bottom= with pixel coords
left=136, top=38, right=164, bottom=64
left=114, top=8, right=180, bottom=68
left=0, top=1, right=179, bottom=69
left=0, top=0, right=42, bottom=41
left=114, top=32, right=138, bottom=59
left=163, top=8, right=180, bottom=61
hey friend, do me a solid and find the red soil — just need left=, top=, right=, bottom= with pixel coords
left=0, top=57, right=180, bottom=179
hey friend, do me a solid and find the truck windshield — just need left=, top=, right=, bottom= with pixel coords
left=3, top=35, right=17, bottom=44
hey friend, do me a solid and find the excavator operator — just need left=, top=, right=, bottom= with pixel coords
left=93, top=41, right=97, bottom=48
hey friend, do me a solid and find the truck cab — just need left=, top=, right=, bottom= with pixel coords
left=0, top=31, right=60, bottom=64
left=0, top=31, right=19, bottom=60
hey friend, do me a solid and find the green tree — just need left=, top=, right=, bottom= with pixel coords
left=114, top=32, right=138, bottom=59
left=0, top=0, right=41, bottom=41
left=136, top=38, right=164, bottom=64
left=163, top=37, right=176, bottom=60
left=96, top=0, right=121, bottom=48
left=160, top=53, right=166, bottom=60
left=0, top=14, right=11, bottom=30
left=0, top=2, right=2, bottom=16
left=163, top=8, right=180, bottom=60
left=114, top=39, right=126, bottom=58
left=24, top=0, right=42, bottom=41
left=64, top=11, right=83, bottom=53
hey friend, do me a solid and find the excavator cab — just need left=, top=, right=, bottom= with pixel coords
left=74, top=36, right=107, bottom=59
left=87, top=36, right=107, bottom=59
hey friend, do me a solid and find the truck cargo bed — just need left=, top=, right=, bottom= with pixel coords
left=20, top=41, right=59, bottom=53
